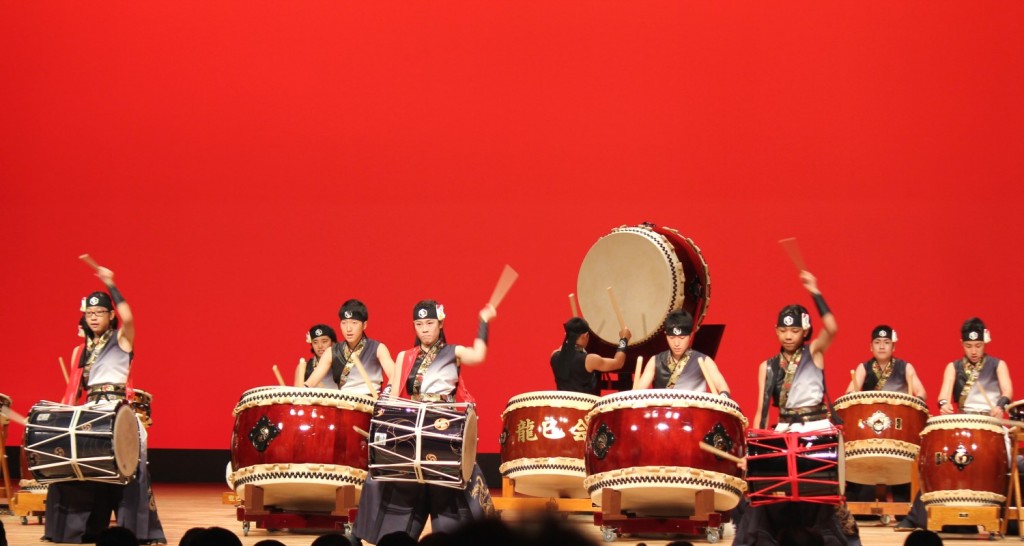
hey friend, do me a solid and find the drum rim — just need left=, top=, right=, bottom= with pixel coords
left=502, top=391, right=598, bottom=417
left=832, top=390, right=929, bottom=412
left=113, top=403, right=141, bottom=480
left=235, top=386, right=376, bottom=415
left=654, top=225, right=712, bottom=327
left=587, top=389, right=747, bottom=427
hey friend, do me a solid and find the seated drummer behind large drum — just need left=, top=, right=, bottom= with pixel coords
left=295, top=324, right=340, bottom=388
left=634, top=310, right=731, bottom=396
left=550, top=317, right=631, bottom=394
left=896, top=317, right=1013, bottom=531
left=845, top=325, right=926, bottom=503
left=734, top=270, right=859, bottom=546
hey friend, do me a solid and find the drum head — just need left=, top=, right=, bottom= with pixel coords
left=578, top=227, right=684, bottom=345
left=113, top=404, right=141, bottom=479
left=461, top=407, right=478, bottom=483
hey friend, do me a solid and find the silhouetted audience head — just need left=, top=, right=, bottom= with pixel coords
left=191, top=526, right=243, bottom=546
left=378, top=531, right=419, bottom=546
left=419, top=531, right=451, bottom=546
left=905, top=529, right=943, bottom=546
left=777, top=526, right=825, bottom=546
left=179, top=526, right=206, bottom=546
left=443, top=516, right=597, bottom=546
left=665, top=542, right=694, bottom=546
left=0, top=519, right=7, bottom=546
left=254, top=540, right=288, bottom=546
left=96, top=526, right=138, bottom=546
left=312, top=532, right=353, bottom=546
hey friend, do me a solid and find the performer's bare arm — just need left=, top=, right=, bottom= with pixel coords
left=905, top=363, right=927, bottom=399
left=585, top=327, right=632, bottom=372
left=304, top=348, right=334, bottom=387
left=377, top=343, right=396, bottom=380
left=938, top=362, right=956, bottom=414
left=803, top=271, right=836, bottom=364
left=456, top=305, right=496, bottom=366
left=703, top=357, right=731, bottom=395
left=294, top=359, right=306, bottom=387
left=96, top=266, right=135, bottom=352
left=753, top=360, right=768, bottom=427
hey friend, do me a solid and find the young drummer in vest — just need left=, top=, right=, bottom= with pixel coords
left=549, top=317, right=631, bottom=395
left=354, top=300, right=496, bottom=543
left=44, top=264, right=166, bottom=544
left=634, top=310, right=730, bottom=395
left=735, top=270, right=859, bottom=546
left=897, top=318, right=1013, bottom=531
left=294, top=324, right=339, bottom=388
left=847, top=325, right=926, bottom=398
left=304, top=299, right=396, bottom=393
left=845, top=325, right=924, bottom=503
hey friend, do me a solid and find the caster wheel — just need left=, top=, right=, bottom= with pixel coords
left=707, top=528, right=721, bottom=543
left=601, top=527, right=616, bottom=543
left=242, top=521, right=250, bottom=536
left=880, top=515, right=892, bottom=525
left=20, top=516, right=28, bottom=525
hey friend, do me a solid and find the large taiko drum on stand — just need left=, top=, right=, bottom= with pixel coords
left=918, top=414, right=1009, bottom=507
left=499, top=391, right=598, bottom=498
left=24, top=400, right=141, bottom=484
left=833, top=391, right=929, bottom=485
left=584, top=390, right=746, bottom=516
left=746, top=427, right=844, bottom=506
left=577, top=223, right=711, bottom=350
left=230, top=386, right=374, bottom=512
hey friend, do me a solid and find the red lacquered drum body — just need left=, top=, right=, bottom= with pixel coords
left=230, top=387, right=374, bottom=511
left=918, top=414, right=1009, bottom=507
left=584, top=390, right=747, bottom=516
left=833, top=391, right=929, bottom=485
left=499, top=391, right=598, bottom=498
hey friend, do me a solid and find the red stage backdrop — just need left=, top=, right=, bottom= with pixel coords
left=2, top=2, right=1022, bottom=452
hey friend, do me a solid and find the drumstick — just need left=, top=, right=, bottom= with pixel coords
left=699, top=441, right=744, bottom=465
left=351, top=353, right=380, bottom=402
left=58, top=356, right=69, bottom=384
left=272, top=365, right=286, bottom=387
left=846, top=369, right=857, bottom=392
left=488, top=265, right=519, bottom=309
left=0, top=406, right=28, bottom=427
left=606, top=286, right=627, bottom=331
left=569, top=293, right=580, bottom=318
left=696, top=356, right=719, bottom=395
left=778, top=238, right=807, bottom=271
left=631, top=356, right=644, bottom=390
left=352, top=426, right=370, bottom=439
left=79, top=253, right=101, bottom=271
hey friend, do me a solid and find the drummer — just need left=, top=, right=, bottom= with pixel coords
left=845, top=325, right=924, bottom=503
left=736, top=270, right=858, bottom=546
left=847, top=325, right=926, bottom=398
left=44, top=262, right=166, bottom=545
left=353, top=300, right=496, bottom=543
left=896, top=317, right=1012, bottom=531
left=634, top=310, right=731, bottom=396
left=304, top=299, right=396, bottom=393
left=294, top=324, right=339, bottom=388
left=550, top=317, right=632, bottom=395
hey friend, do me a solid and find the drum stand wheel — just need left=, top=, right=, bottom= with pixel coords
left=593, top=487, right=727, bottom=543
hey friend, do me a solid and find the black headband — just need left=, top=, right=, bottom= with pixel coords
left=777, top=308, right=810, bottom=329
left=871, top=325, right=898, bottom=342
left=962, top=323, right=990, bottom=342
left=563, top=317, right=590, bottom=337
left=307, top=324, right=337, bottom=343
left=81, top=292, right=113, bottom=311
left=413, top=302, right=445, bottom=321
left=663, top=311, right=693, bottom=337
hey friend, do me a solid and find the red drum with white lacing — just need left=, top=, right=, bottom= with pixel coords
left=918, top=414, right=1009, bottom=507
left=833, top=391, right=928, bottom=485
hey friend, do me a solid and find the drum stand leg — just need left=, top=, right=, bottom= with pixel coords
left=242, top=484, right=268, bottom=516
left=492, top=478, right=595, bottom=515
left=0, top=418, right=13, bottom=514
left=1001, top=427, right=1023, bottom=539
left=331, top=485, right=357, bottom=517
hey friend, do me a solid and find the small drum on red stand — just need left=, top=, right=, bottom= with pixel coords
left=576, top=224, right=711, bottom=362
left=23, top=400, right=141, bottom=485
left=130, top=389, right=153, bottom=428
left=1007, top=400, right=1024, bottom=422
left=368, top=398, right=477, bottom=489
left=833, top=391, right=929, bottom=485
left=918, top=414, right=1009, bottom=507
left=498, top=391, right=598, bottom=498
left=745, top=427, right=844, bottom=506
left=583, top=390, right=747, bottom=517
left=230, top=386, right=374, bottom=512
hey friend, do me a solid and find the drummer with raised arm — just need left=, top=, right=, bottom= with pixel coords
left=634, top=310, right=730, bottom=396
left=550, top=317, right=631, bottom=395
left=44, top=257, right=166, bottom=545
left=353, top=300, right=496, bottom=543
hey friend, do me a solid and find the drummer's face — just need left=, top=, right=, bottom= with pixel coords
left=84, top=306, right=114, bottom=334
left=776, top=327, right=805, bottom=350
left=962, top=340, right=985, bottom=363
left=415, top=319, right=441, bottom=346
left=871, top=338, right=894, bottom=361
left=310, top=336, right=333, bottom=358
left=340, top=319, right=366, bottom=344
left=666, top=334, right=690, bottom=356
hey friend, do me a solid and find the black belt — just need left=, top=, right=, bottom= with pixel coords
left=779, top=404, right=829, bottom=424
left=87, top=384, right=126, bottom=402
